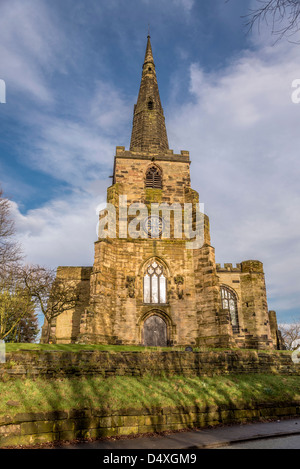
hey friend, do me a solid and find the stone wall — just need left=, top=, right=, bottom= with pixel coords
left=1, top=401, right=299, bottom=447
left=1, top=350, right=299, bottom=380
left=1, top=350, right=299, bottom=447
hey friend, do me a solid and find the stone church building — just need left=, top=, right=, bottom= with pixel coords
left=42, top=37, right=283, bottom=350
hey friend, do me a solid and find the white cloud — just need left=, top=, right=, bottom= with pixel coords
left=0, top=0, right=66, bottom=103
left=141, top=0, right=194, bottom=15
left=11, top=189, right=106, bottom=269
left=21, top=80, right=132, bottom=187
left=90, top=81, right=132, bottom=133
left=26, top=115, right=113, bottom=186
left=174, top=0, right=194, bottom=13
left=167, top=37, right=300, bottom=318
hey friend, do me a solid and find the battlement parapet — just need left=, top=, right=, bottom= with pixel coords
left=216, top=260, right=264, bottom=274
left=216, top=263, right=242, bottom=272
left=115, top=147, right=190, bottom=163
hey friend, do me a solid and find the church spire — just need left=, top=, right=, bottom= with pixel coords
left=144, top=34, right=154, bottom=65
left=130, top=36, right=169, bottom=153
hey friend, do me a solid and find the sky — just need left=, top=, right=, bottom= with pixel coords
left=0, top=0, right=299, bottom=325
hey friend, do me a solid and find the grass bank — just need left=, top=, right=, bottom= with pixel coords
left=5, top=343, right=171, bottom=353
left=4, top=343, right=292, bottom=354
left=1, top=374, right=299, bottom=420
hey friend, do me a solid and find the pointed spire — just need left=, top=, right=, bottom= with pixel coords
left=144, top=35, right=154, bottom=65
left=130, top=36, right=169, bottom=153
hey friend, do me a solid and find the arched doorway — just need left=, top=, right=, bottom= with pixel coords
left=143, top=315, right=168, bottom=347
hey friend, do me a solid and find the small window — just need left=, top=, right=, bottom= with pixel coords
left=220, top=286, right=240, bottom=334
left=148, top=67, right=152, bottom=72
left=145, top=165, right=162, bottom=189
left=148, top=100, right=153, bottom=110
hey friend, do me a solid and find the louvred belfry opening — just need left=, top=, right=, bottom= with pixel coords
left=130, top=36, right=169, bottom=153
left=145, top=166, right=162, bottom=189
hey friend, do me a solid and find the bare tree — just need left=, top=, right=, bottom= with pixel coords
left=21, top=265, right=79, bottom=343
left=279, top=320, right=300, bottom=350
left=0, top=187, right=22, bottom=275
left=243, top=0, right=300, bottom=42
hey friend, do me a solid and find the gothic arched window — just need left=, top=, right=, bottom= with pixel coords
left=145, top=166, right=162, bottom=189
left=220, top=286, right=240, bottom=334
left=144, top=260, right=166, bottom=304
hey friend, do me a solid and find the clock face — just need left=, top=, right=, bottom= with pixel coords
left=143, top=215, right=164, bottom=238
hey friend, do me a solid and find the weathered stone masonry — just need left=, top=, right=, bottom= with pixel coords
left=1, top=350, right=299, bottom=379
left=1, top=401, right=300, bottom=448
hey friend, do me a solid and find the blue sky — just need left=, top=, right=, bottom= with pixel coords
left=0, top=0, right=299, bottom=325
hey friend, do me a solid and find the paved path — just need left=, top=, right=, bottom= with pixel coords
left=60, top=418, right=300, bottom=449
left=218, top=435, right=300, bottom=449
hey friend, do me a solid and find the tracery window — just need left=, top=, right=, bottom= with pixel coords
left=143, top=260, right=166, bottom=304
left=220, top=286, right=240, bottom=334
left=145, top=166, right=162, bottom=189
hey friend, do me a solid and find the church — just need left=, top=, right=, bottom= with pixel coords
left=41, top=36, right=283, bottom=350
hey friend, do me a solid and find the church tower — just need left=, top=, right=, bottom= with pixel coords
left=46, top=36, right=282, bottom=350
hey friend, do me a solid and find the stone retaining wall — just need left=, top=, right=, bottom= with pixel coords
left=1, top=401, right=299, bottom=447
left=0, top=350, right=298, bottom=379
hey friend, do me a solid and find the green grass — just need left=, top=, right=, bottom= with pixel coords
left=0, top=374, right=299, bottom=419
left=4, top=343, right=292, bottom=354
left=5, top=343, right=164, bottom=353
left=5, top=343, right=192, bottom=353
left=4, top=343, right=226, bottom=353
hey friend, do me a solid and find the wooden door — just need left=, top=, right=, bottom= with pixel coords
left=143, top=315, right=167, bottom=347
